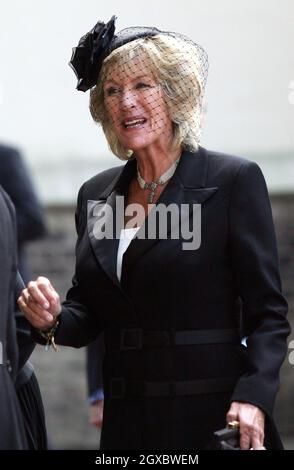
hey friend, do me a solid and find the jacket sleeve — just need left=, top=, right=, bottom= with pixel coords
left=0, top=189, right=18, bottom=381
left=14, top=272, right=36, bottom=369
left=0, top=147, right=46, bottom=245
left=228, top=160, right=291, bottom=416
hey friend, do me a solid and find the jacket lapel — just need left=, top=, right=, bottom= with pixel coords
left=87, top=159, right=136, bottom=289
left=121, top=147, right=218, bottom=283
left=87, top=147, right=218, bottom=290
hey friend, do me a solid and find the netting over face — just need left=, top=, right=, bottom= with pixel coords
left=90, top=31, right=208, bottom=160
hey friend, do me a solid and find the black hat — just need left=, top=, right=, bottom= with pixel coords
left=69, top=16, right=163, bottom=92
left=69, top=16, right=208, bottom=93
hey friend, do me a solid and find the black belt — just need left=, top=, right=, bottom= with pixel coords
left=106, top=328, right=240, bottom=352
left=107, top=376, right=238, bottom=399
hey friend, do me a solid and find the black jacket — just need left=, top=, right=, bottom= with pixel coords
left=0, top=188, right=27, bottom=449
left=0, top=144, right=46, bottom=282
left=41, top=147, right=290, bottom=449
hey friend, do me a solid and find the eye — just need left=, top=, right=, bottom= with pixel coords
left=105, top=86, right=120, bottom=96
left=135, top=82, right=151, bottom=90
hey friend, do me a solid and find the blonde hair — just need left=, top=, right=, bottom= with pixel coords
left=90, top=34, right=206, bottom=160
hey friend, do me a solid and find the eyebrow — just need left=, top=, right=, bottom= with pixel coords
left=104, top=75, right=153, bottom=86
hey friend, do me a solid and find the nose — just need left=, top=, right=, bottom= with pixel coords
left=120, top=87, right=137, bottom=109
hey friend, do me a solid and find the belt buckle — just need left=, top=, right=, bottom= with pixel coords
left=110, top=378, right=125, bottom=399
left=120, top=328, right=143, bottom=351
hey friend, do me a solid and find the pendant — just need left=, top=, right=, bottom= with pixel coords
left=148, top=182, right=157, bottom=204
left=148, top=191, right=155, bottom=204
left=137, top=156, right=181, bottom=206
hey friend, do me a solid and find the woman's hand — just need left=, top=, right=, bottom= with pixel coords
left=17, top=276, right=61, bottom=331
left=226, top=401, right=265, bottom=450
left=89, top=400, right=104, bottom=429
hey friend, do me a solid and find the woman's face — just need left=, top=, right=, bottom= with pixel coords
left=103, top=56, right=173, bottom=152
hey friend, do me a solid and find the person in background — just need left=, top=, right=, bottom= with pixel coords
left=0, top=187, right=27, bottom=449
left=0, top=144, right=46, bottom=281
left=86, top=335, right=104, bottom=429
left=0, top=143, right=47, bottom=449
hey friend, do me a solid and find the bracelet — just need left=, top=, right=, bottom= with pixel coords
left=38, top=319, right=60, bottom=352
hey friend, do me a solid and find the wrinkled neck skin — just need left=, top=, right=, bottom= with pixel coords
left=134, top=141, right=182, bottom=182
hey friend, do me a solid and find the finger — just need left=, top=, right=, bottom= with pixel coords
left=39, top=289, right=61, bottom=318
left=239, top=422, right=251, bottom=450
left=21, top=290, right=52, bottom=320
left=240, top=420, right=264, bottom=450
left=48, top=280, right=57, bottom=292
left=37, top=277, right=59, bottom=301
left=240, top=433, right=251, bottom=450
left=18, top=297, right=54, bottom=325
left=18, top=295, right=48, bottom=322
left=19, top=288, right=28, bottom=303
left=29, top=311, right=54, bottom=329
left=17, top=295, right=27, bottom=312
left=251, top=440, right=264, bottom=450
left=38, top=283, right=59, bottom=304
left=250, top=427, right=264, bottom=450
left=26, top=298, right=54, bottom=321
left=226, top=414, right=238, bottom=424
left=47, top=290, right=60, bottom=307
left=27, top=282, right=50, bottom=309
left=226, top=402, right=239, bottom=424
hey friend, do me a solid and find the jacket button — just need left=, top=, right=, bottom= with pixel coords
left=6, top=359, right=12, bottom=373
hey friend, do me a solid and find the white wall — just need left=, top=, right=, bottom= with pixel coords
left=0, top=0, right=293, bottom=202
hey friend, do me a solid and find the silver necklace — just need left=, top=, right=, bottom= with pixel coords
left=137, top=157, right=180, bottom=204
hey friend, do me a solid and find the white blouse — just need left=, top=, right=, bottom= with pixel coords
left=117, top=227, right=140, bottom=282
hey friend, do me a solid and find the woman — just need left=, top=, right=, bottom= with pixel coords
left=18, top=16, right=290, bottom=450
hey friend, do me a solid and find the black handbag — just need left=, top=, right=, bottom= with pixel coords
left=207, top=424, right=240, bottom=450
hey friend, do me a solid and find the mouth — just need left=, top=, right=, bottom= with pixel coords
left=121, top=117, right=147, bottom=129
